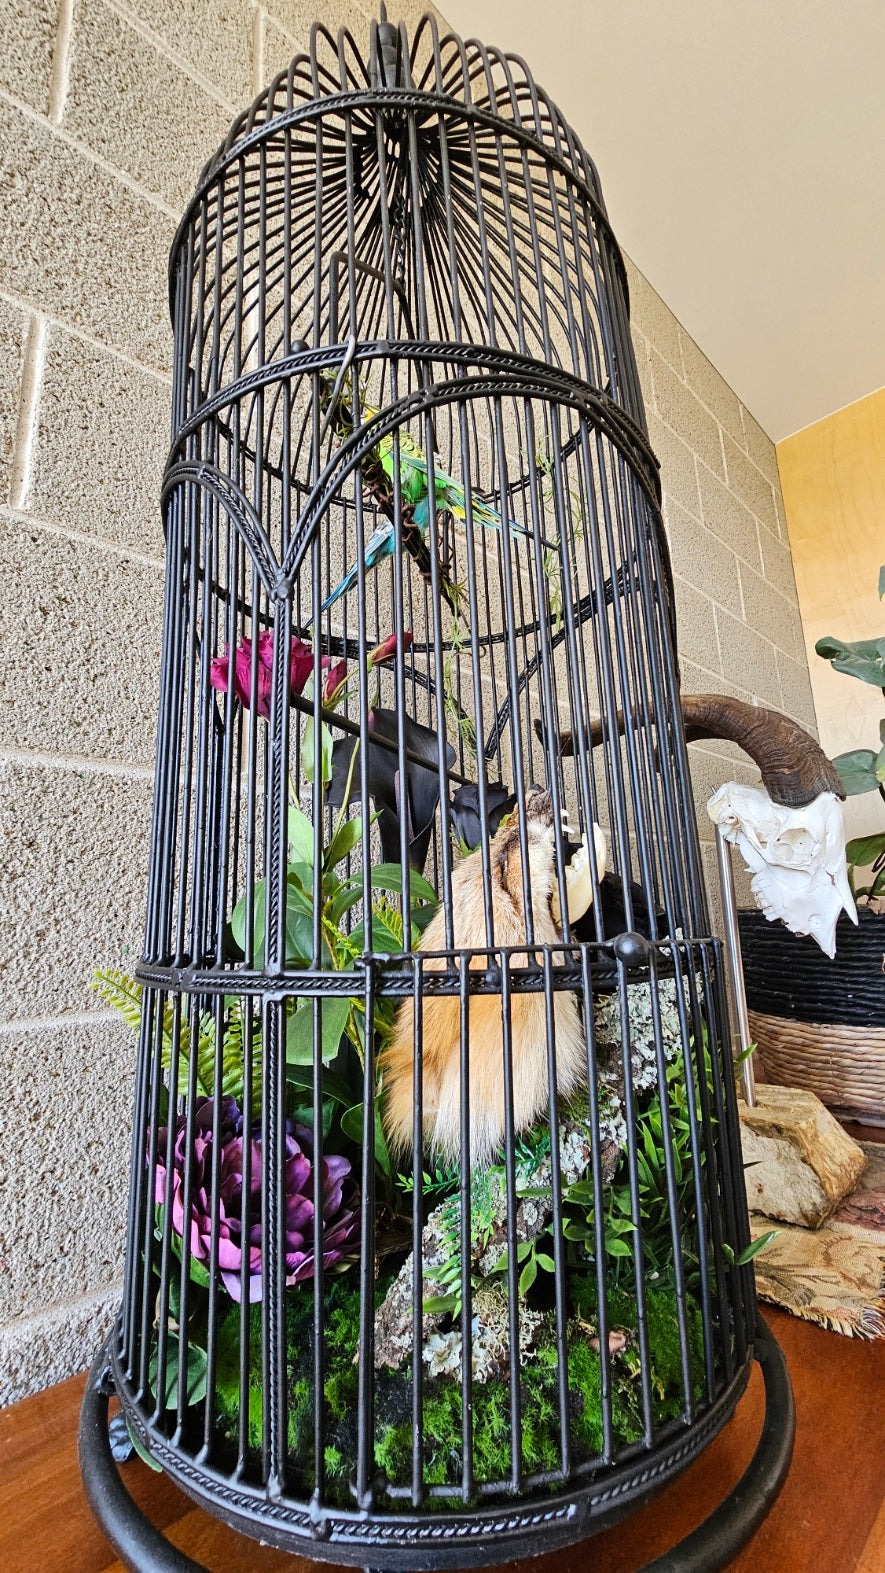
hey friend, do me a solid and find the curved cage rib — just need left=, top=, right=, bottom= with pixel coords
left=107, top=12, right=757, bottom=1567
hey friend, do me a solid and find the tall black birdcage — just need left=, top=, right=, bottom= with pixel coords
left=80, top=11, right=793, bottom=1571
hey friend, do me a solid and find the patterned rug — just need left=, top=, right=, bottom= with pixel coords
left=750, top=1141, right=885, bottom=1337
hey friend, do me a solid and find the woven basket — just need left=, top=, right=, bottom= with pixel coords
left=738, top=908, right=885, bottom=1124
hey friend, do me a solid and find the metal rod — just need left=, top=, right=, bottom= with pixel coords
left=715, top=825, right=757, bottom=1106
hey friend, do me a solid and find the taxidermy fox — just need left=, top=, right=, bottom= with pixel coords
left=380, top=789, right=605, bottom=1166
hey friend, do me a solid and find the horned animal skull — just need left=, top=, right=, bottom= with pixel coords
left=706, top=783, right=857, bottom=958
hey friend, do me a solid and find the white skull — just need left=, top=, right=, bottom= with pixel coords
left=706, top=783, right=857, bottom=958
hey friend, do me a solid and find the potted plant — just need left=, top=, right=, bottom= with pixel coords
left=815, top=570, right=885, bottom=907
left=736, top=574, right=885, bottom=1125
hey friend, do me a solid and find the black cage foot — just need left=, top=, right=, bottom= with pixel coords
left=78, top=1316, right=794, bottom=1573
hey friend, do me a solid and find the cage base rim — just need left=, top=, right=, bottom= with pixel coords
left=78, top=1313, right=792, bottom=1573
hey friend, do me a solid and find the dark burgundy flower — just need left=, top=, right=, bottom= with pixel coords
left=210, top=633, right=315, bottom=719
left=321, top=656, right=348, bottom=704
left=368, top=630, right=414, bottom=666
left=154, top=1096, right=359, bottom=1303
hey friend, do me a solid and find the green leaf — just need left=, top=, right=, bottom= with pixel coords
left=324, top=815, right=363, bottom=871
left=534, top=1251, right=556, bottom=1272
left=833, top=749, right=880, bottom=796
left=285, top=996, right=351, bottom=1066
left=370, top=863, right=438, bottom=905
left=846, top=832, right=885, bottom=870
left=327, top=874, right=364, bottom=925
left=606, top=1238, right=634, bottom=1258
left=341, top=1101, right=393, bottom=1178
left=287, top=803, right=316, bottom=865
left=815, top=634, right=885, bottom=689
left=422, top=1294, right=459, bottom=1316
left=284, top=910, right=316, bottom=966
left=286, top=862, right=316, bottom=899
left=126, top=1419, right=163, bottom=1472
left=290, top=1096, right=336, bottom=1139
left=737, top=1230, right=779, bottom=1265
left=230, top=881, right=259, bottom=954
left=148, top=1340, right=208, bottom=1410
left=412, top=903, right=438, bottom=934
left=877, top=745, right=885, bottom=784
left=285, top=1062, right=356, bottom=1107
left=302, top=718, right=333, bottom=785
left=350, top=906, right=405, bottom=955
left=519, top=1256, right=538, bottom=1296
left=879, top=564, right=885, bottom=599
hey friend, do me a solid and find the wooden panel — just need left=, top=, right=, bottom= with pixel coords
left=1, top=1308, right=884, bottom=1573
left=776, top=386, right=885, bottom=844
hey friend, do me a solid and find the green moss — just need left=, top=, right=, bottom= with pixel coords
left=213, top=1274, right=706, bottom=1508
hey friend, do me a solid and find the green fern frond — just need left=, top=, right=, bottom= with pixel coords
left=93, top=967, right=260, bottom=1111
left=373, top=894, right=404, bottom=948
left=92, top=968, right=144, bottom=1032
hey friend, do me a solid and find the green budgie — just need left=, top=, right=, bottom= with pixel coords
left=318, top=372, right=526, bottom=616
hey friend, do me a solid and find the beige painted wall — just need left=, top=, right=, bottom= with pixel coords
left=777, top=386, right=885, bottom=845
left=0, top=0, right=815, bottom=1403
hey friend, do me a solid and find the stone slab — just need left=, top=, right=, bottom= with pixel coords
left=739, top=1084, right=867, bottom=1228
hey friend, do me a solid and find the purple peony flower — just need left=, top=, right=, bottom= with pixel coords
left=154, top=1096, right=359, bottom=1303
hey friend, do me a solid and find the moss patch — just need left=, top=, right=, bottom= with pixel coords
left=215, top=1273, right=705, bottom=1506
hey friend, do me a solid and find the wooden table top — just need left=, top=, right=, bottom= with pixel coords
left=1, top=1303, right=884, bottom=1573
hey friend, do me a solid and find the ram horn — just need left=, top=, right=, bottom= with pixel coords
left=535, top=694, right=844, bottom=809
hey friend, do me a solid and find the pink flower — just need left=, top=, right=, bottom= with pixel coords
left=367, top=630, right=413, bottom=667
left=210, top=633, right=315, bottom=718
left=321, top=657, right=349, bottom=705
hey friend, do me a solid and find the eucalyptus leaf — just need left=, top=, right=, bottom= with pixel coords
left=879, top=564, right=885, bottom=599
left=736, top=1231, right=779, bottom=1265
left=126, top=1419, right=162, bottom=1472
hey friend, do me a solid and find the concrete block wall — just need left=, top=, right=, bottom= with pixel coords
left=624, top=258, right=817, bottom=919
left=0, top=0, right=443, bottom=1408
left=0, top=0, right=816, bottom=1404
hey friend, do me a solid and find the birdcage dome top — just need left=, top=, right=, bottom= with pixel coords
left=186, top=12, right=614, bottom=246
